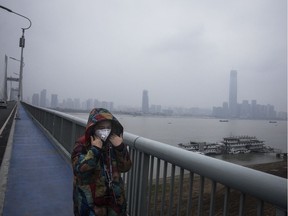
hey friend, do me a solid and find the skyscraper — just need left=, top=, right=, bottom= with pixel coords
left=51, top=94, right=58, bottom=108
left=142, top=90, right=149, bottom=114
left=32, top=93, right=39, bottom=106
left=229, top=70, right=238, bottom=117
left=40, top=89, right=47, bottom=107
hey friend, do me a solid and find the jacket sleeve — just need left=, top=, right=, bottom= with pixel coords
left=71, top=142, right=102, bottom=174
left=114, top=143, right=132, bottom=172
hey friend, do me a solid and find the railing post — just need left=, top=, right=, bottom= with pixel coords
left=70, top=122, right=76, bottom=153
left=137, top=152, right=149, bottom=216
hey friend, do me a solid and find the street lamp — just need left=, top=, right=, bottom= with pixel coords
left=1, top=5, right=32, bottom=119
left=0, top=5, right=32, bottom=102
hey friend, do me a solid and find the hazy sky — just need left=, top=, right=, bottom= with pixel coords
left=0, top=0, right=287, bottom=111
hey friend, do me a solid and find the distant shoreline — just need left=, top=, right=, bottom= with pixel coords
left=55, top=108, right=288, bottom=120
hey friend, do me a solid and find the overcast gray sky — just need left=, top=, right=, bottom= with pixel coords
left=0, top=0, right=287, bottom=111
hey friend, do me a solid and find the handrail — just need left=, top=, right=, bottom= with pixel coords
left=124, top=133, right=287, bottom=208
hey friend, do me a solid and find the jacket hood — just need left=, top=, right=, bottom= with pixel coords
left=85, top=108, right=123, bottom=142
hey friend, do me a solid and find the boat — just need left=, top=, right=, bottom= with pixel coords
left=228, top=148, right=240, bottom=154
left=221, top=136, right=273, bottom=153
left=178, top=135, right=274, bottom=154
left=269, top=120, right=277, bottom=123
left=219, top=119, right=229, bottom=122
left=178, top=141, right=224, bottom=155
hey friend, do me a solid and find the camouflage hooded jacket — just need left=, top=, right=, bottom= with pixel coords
left=71, top=108, right=132, bottom=215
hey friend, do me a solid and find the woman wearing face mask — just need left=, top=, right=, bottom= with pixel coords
left=71, top=108, right=132, bottom=216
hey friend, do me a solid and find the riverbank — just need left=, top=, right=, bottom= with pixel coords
left=246, top=160, right=287, bottom=179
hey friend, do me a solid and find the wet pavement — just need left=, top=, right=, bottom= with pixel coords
left=0, top=104, right=73, bottom=215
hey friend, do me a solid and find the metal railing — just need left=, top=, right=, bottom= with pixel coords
left=22, top=102, right=287, bottom=216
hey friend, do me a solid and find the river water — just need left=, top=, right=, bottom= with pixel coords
left=69, top=113, right=287, bottom=166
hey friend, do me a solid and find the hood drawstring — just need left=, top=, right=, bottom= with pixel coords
left=101, top=142, right=117, bottom=204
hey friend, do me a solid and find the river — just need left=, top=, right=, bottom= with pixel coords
left=69, top=113, right=287, bottom=165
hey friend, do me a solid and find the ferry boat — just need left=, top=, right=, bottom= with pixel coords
left=178, top=141, right=224, bottom=155
left=178, top=136, right=274, bottom=155
left=221, top=136, right=273, bottom=154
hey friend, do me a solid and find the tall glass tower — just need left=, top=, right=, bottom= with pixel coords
left=142, top=90, right=149, bottom=114
left=229, top=70, right=238, bottom=118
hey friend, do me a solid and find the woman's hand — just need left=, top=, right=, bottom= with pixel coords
left=90, top=135, right=103, bottom=149
left=109, top=134, right=123, bottom=147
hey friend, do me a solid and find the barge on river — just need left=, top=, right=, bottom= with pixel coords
left=178, top=136, right=274, bottom=155
left=178, top=141, right=224, bottom=155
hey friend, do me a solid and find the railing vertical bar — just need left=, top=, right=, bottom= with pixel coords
left=186, top=172, right=194, bottom=216
left=70, top=123, right=76, bottom=152
left=52, top=114, right=55, bottom=137
left=223, top=186, right=230, bottom=216
left=239, top=193, right=246, bottom=216
left=137, top=152, right=149, bottom=216
left=209, top=180, right=217, bottom=216
left=168, top=164, right=176, bottom=216
left=59, top=118, right=64, bottom=145
left=177, top=168, right=184, bottom=216
left=160, top=161, right=168, bottom=216
left=147, top=156, right=154, bottom=215
left=128, top=149, right=134, bottom=215
left=131, top=149, right=139, bottom=215
left=43, top=110, right=46, bottom=126
left=153, top=158, right=161, bottom=216
left=197, top=176, right=205, bottom=216
left=257, top=200, right=264, bottom=216
left=127, top=148, right=135, bottom=215
left=137, top=152, right=143, bottom=216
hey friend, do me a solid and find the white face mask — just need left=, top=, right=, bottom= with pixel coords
left=95, top=129, right=111, bottom=141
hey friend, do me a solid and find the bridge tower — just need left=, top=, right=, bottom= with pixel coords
left=4, top=55, right=20, bottom=101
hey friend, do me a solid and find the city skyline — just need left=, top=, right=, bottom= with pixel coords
left=21, top=67, right=287, bottom=113
left=26, top=85, right=286, bottom=120
left=23, top=69, right=285, bottom=117
left=4, top=66, right=286, bottom=119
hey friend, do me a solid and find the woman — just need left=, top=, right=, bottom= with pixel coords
left=71, top=108, right=132, bottom=216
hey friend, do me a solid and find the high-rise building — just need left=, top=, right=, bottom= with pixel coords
left=74, top=98, right=81, bottom=110
left=66, top=98, right=74, bottom=109
left=142, top=90, right=149, bottom=114
left=32, top=93, right=39, bottom=106
left=86, top=99, right=94, bottom=110
left=229, top=70, right=238, bottom=117
left=40, top=89, right=47, bottom=107
left=51, top=94, right=58, bottom=108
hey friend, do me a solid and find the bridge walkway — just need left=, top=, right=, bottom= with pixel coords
left=1, top=104, right=73, bottom=215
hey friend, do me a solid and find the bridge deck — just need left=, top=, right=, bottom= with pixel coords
left=2, top=105, right=73, bottom=215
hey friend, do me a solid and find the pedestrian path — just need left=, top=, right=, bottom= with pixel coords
left=1, top=105, right=73, bottom=215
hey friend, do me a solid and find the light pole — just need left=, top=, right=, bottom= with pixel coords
left=0, top=5, right=32, bottom=119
